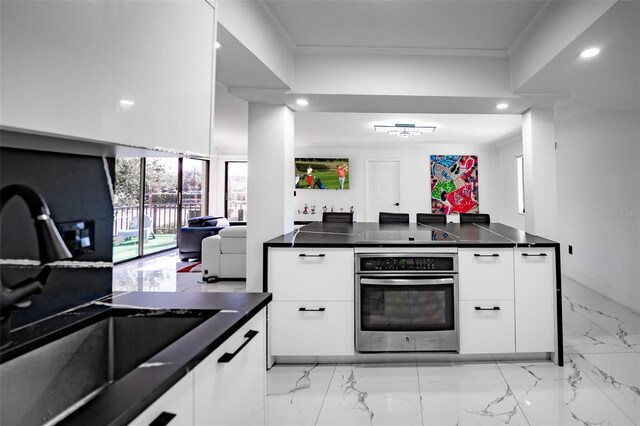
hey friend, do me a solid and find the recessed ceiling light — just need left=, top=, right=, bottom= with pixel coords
left=579, top=47, right=600, bottom=58
left=296, top=98, right=309, bottom=106
left=215, top=41, right=222, bottom=49
left=496, top=103, right=509, bottom=110
left=119, top=100, right=135, bottom=107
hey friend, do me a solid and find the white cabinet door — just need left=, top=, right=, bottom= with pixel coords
left=270, top=301, right=354, bottom=356
left=194, top=309, right=266, bottom=426
left=0, top=1, right=215, bottom=155
left=514, top=248, right=555, bottom=353
left=459, top=300, right=515, bottom=354
left=128, top=372, right=193, bottom=426
left=269, top=248, right=354, bottom=301
left=459, top=248, right=514, bottom=300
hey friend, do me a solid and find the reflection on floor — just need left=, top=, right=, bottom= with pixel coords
left=113, top=251, right=639, bottom=425
left=112, top=249, right=246, bottom=293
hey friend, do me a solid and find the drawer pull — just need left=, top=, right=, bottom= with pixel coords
left=299, top=253, right=325, bottom=257
left=299, top=307, right=326, bottom=312
left=474, top=253, right=499, bottom=257
left=522, top=253, right=547, bottom=257
left=475, top=306, right=501, bottom=311
left=218, top=330, right=259, bottom=363
left=149, top=412, right=176, bottom=426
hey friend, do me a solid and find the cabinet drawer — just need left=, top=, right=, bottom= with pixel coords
left=458, top=248, right=514, bottom=300
left=269, top=248, right=354, bottom=301
left=270, top=301, right=354, bottom=356
left=459, top=300, right=515, bottom=354
left=514, top=248, right=555, bottom=353
left=128, top=372, right=193, bottom=426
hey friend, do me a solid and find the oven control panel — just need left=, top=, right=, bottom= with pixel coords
left=358, top=256, right=456, bottom=272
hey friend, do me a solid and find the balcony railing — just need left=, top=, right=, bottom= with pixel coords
left=113, top=203, right=202, bottom=236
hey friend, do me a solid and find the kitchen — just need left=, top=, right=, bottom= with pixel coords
left=1, top=1, right=639, bottom=425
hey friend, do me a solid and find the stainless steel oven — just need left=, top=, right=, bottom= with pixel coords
left=355, top=253, right=458, bottom=352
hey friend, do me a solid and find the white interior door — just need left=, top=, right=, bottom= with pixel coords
left=366, top=160, right=400, bottom=222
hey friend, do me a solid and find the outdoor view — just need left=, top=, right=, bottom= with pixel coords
left=226, top=162, right=247, bottom=222
left=113, top=157, right=206, bottom=263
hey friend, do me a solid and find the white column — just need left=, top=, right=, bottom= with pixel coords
left=246, top=103, right=294, bottom=292
left=522, top=108, right=559, bottom=240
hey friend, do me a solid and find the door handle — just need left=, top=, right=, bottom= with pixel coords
left=475, top=306, right=501, bottom=311
left=299, top=307, right=326, bottom=312
left=218, top=330, right=259, bottom=363
left=149, top=412, right=176, bottom=426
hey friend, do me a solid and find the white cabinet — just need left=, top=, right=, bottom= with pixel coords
left=271, top=302, right=354, bottom=356
left=459, top=301, right=515, bottom=354
left=128, top=372, right=194, bottom=426
left=268, top=247, right=355, bottom=356
left=458, top=248, right=515, bottom=354
left=0, top=1, right=215, bottom=155
left=458, top=248, right=514, bottom=300
left=194, top=309, right=266, bottom=426
left=514, top=248, right=555, bottom=353
left=269, top=248, right=355, bottom=301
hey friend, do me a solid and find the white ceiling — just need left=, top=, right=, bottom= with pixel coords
left=294, top=112, right=522, bottom=147
left=263, top=0, right=548, bottom=53
left=213, top=0, right=639, bottom=153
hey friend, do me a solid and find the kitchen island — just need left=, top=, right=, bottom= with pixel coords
left=0, top=291, right=271, bottom=426
left=264, top=221, right=563, bottom=366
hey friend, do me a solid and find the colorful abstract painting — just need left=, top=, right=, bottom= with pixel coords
left=430, top=155, right=479, bottom=214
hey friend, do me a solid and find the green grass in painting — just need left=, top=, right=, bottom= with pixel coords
left=295, top=159, right=349, bottom=190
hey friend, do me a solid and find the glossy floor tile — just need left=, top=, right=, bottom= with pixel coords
left=112, top=249, right=246, bottom=293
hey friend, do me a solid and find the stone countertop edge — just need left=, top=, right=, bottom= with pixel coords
left=59, top=292, right=272, bottom=426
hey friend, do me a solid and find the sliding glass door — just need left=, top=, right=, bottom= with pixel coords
left=113, top=157, right=208, bottom=263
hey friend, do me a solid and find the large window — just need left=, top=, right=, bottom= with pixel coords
left=113, top=157, right=208, bottom=263
left=225, top=161, right=247, bottom=222
left=516, top=155, right=525, bottom=214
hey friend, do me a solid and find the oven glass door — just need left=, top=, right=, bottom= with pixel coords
left=359, top=277, right=455, bottom=332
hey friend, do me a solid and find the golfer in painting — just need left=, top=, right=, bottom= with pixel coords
left=306, top=165, right=313, bottom=187
left=337, top=163, right=348, bottom=189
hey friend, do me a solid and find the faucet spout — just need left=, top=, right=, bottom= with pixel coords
left=1, top=184, right=72, bottom=344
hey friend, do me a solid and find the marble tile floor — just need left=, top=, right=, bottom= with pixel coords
left=114, top=252, right=639, bottom=425
left=112, top=249, right=246, bottom=293
left=268, top=277, right=640, bottom=426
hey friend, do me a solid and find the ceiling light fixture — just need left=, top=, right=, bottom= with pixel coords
left=119, top=99, right=135, bottom=107
left=496, top=103, right=509, bottom=110
left=215, top=41, right=222, bottom=49
left=579, top=47, right=600, bottom=58
left=374, top=123, right=435, bottom=138
left=296, top=98, right=309, bottom=106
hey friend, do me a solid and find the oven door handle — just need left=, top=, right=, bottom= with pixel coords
left=359, top=278, right=454, bottom=286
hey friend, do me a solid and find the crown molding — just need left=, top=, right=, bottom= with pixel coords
left=295, top=45, right=507, bottom=58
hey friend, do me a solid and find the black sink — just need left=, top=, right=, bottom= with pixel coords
left=0, top=309, right=217, bottom=426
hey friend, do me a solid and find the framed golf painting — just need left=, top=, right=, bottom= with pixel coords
left=295, top=158, right=350, bottom=190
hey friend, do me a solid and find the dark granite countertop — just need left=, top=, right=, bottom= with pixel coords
left=267, top=222, right=558, bottom=248
left=1, top=291, right=271, bottom=426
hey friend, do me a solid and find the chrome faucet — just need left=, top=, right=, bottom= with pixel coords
left=1, top=184, right=72, bottom=345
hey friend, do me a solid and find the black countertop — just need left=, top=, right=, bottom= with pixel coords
left=267, top=222, right=558, bottom=248
left=1, top=291, right=271, bottom=426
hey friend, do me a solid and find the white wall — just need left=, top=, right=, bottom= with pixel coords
left=294, top=144, right=500, bottom=223
left=555, top=108, right=640, bottom=311
left=497, top=137, right=525, bottom=230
